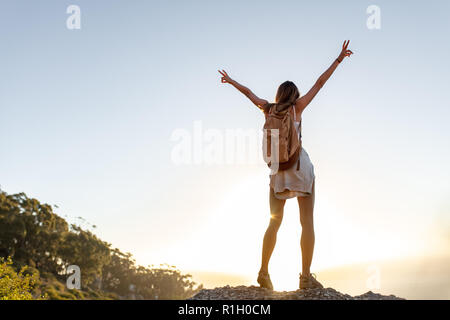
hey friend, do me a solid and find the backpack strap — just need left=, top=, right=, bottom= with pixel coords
left=293, top=105, right=302, bottom=171
left=296, top=126, right=301, bottom=171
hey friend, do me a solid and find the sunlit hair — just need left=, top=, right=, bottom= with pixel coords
left=263, top=80, right=300, bottom=113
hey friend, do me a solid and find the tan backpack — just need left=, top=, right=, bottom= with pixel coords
left=262, top=103, right=301, bottom=172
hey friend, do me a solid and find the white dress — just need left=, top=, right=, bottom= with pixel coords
left=269, top=106, right=315, bottom=200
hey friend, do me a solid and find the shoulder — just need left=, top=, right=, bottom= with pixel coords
left=260, top=101, right=273, bottom=115
left=294, top=99, right=306, bottom=116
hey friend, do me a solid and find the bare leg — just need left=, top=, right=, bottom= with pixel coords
left=297, top=180, right=315, bottom=276
left=260, top=187, right=286, bottom=273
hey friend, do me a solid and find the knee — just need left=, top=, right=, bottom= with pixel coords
left=269, top=214, right=282, bottom=230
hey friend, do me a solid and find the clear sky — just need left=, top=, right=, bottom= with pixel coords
left=1, top=0, right=450, bottom=293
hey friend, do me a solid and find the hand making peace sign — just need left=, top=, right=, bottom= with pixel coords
left=338, top=40, right=353, bottom=62
left=218, top=69, right=233, bottom=84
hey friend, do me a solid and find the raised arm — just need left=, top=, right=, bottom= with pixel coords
left=295, top=40, right=353, bottom=113
left=218, top=70, right=268, bottom=110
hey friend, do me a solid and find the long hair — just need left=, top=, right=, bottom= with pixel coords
left=263, top=81, right=300, bottom=113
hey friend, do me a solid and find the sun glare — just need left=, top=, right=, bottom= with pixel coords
left=155, top=169, right=432, bottom=292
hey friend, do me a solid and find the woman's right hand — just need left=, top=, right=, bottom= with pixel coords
left=218, top=69, right=233, bottom=84
left=337, top=40, right=353, bottom=62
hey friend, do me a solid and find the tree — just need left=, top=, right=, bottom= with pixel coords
left=0, top=192, right=69, bottom=274
left=135, top=264, right=203, bottom=299
left=0, top=189, right=203, bottom=299
left=58, top=225, right=111, bottom=287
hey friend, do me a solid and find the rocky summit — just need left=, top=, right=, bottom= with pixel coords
left=188, top=285, right=404, bottom=300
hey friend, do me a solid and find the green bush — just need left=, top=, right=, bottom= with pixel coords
left=0, top=257, right=39, bottom=300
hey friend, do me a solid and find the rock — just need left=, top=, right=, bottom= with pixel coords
left=188, top=286, right=405, bottom=300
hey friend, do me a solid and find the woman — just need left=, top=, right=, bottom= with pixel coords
left=218, top=41, right=353, bottom=290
